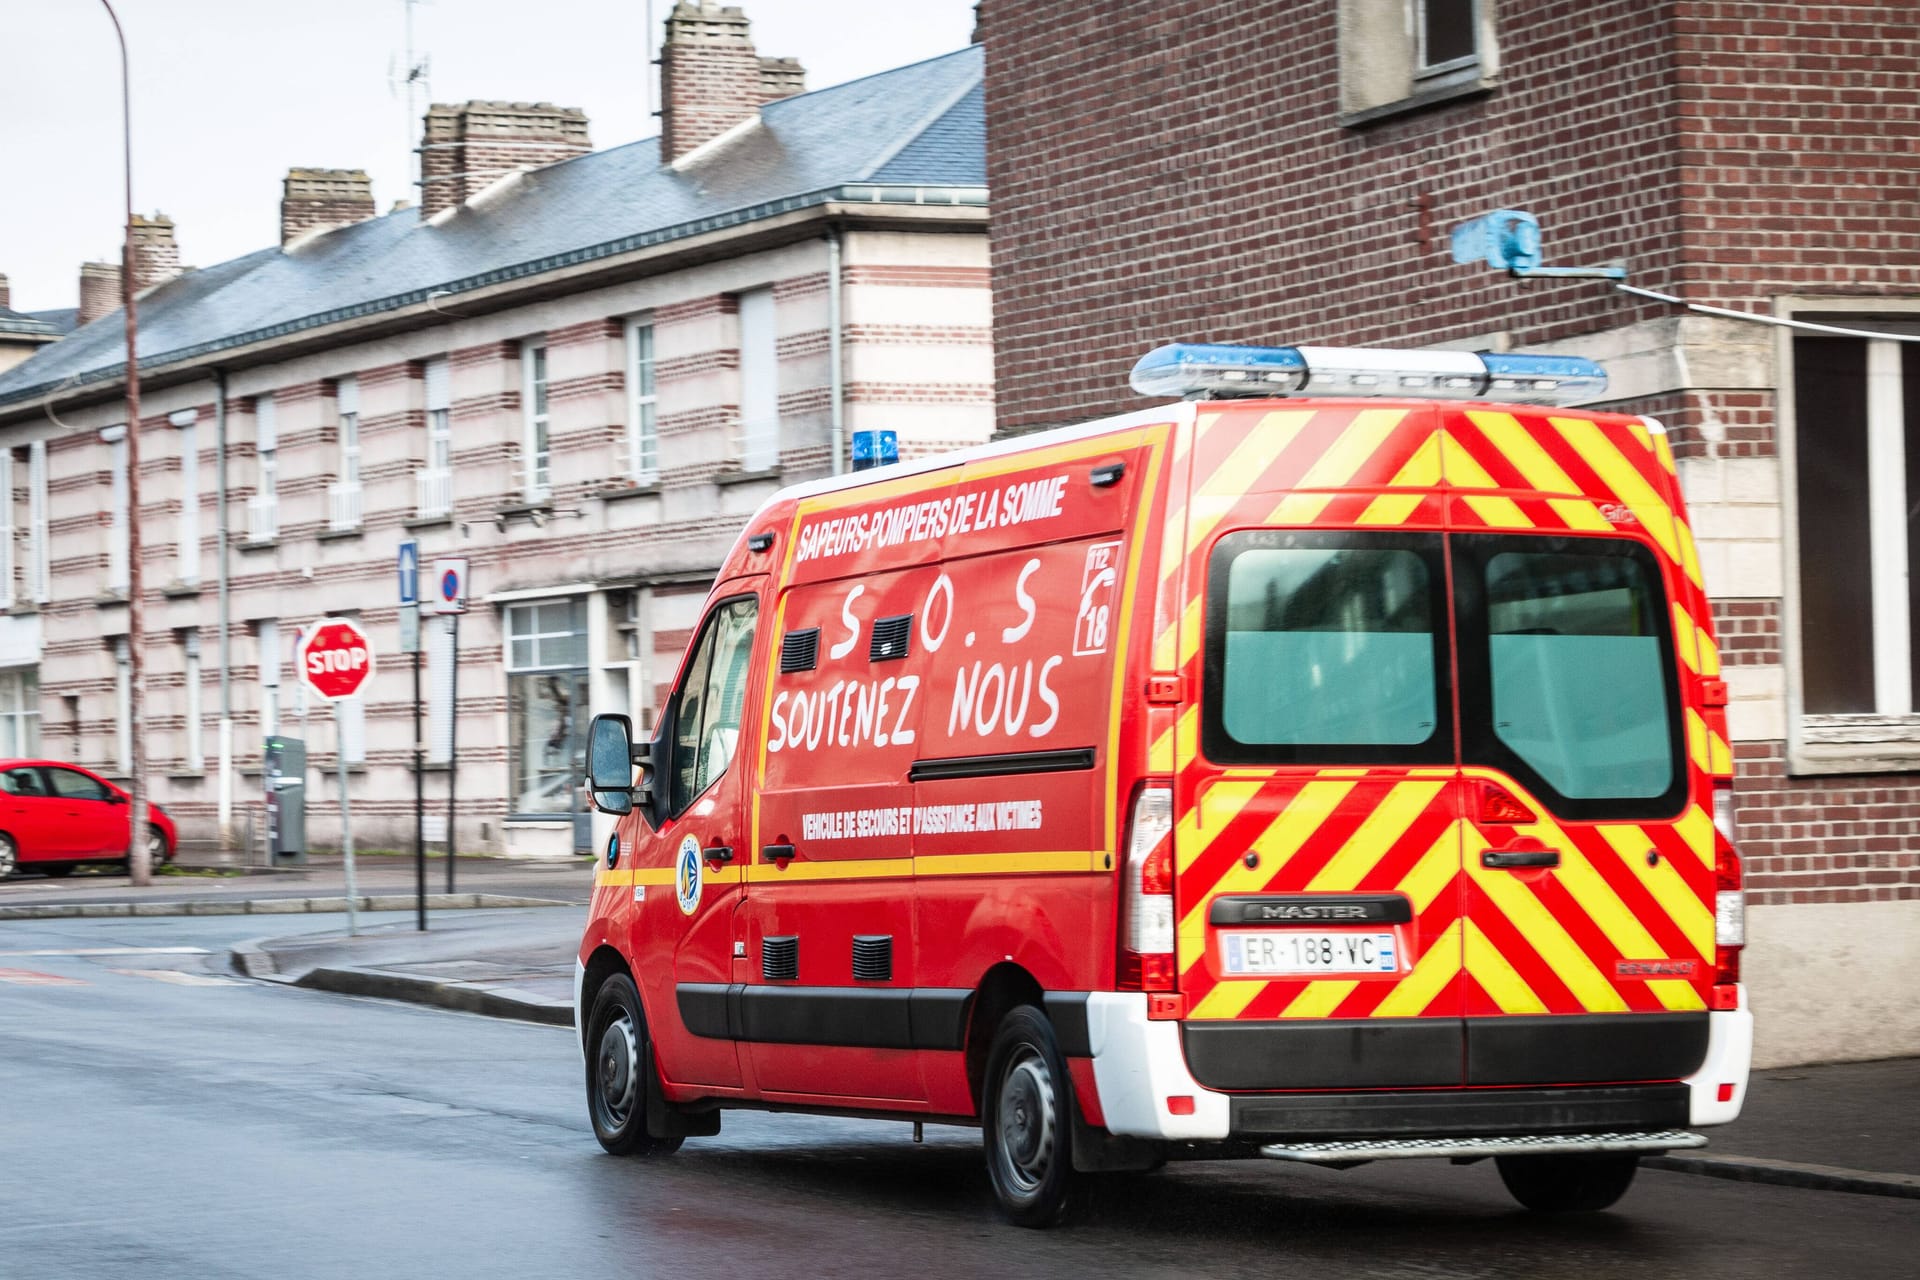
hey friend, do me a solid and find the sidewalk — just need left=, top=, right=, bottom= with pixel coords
left=228, top=907, right=1919, bottom=1200
left=0, top=853, right=595, bottom=918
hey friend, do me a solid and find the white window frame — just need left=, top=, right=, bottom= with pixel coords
left=253, top=396, right=279, bottom=542
left=737, top=288, right=778, bottom=472
left=0, top=668, right=39, bottom=757
left=172, top=409, right=199, bottom=584
left=102, top=425, right=129, bottom=594
left=420, top=357, right=453, bottom=519
left=112, top=635, right=131, bottom=775
left=257, top=619, right=281, bottom=741
left=182, top=629, right=204, bottom=771
left=522, top=340, right=550, bottom=501
left=1416, top=0, right=1481, bottom=77
left=626, top=317, right=659, bottom=484
left=27, top=441, right=48, bottom=604
left=337, top=376, right=361, bottom=488
left=0, top=449, right=14, bottom=610
left=1778, top=298, right=1920, bottom=774
left=503, top=599, right=590, bottom=818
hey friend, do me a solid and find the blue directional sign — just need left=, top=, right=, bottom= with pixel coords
left=397, top=540, right=419, bottom=605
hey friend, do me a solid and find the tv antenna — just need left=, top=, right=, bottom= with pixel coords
left=389, top=0, right=433, bottom=197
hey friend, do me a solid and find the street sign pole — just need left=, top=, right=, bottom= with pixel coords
left=296, top=617, right=377, bottom=939
left=337, top=700, right=358, bottom=937
left=398, top=541, right=424, bottom=932
left=432, top=558, right=468, bottom=895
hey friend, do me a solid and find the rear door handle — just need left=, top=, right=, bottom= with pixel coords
left=702, top=846, right=734, bottom=865
left=761, top=843, right=795, bottom=863
left=1481, top=849, right=1560, bottom=869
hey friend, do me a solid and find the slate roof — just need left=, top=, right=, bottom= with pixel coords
left=0, top=307, right=62, bottom=339
left=0, top=44, right=985, bottom=411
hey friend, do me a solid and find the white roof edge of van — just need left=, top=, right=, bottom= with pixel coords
left=1640, top=415, right=1668, bottom=434
left=771, top=401, right=1201, bottom=507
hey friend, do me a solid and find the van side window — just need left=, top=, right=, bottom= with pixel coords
left=670, top=597, right=759, bottom=815
left=1203, top=530, right=1452, bottom=766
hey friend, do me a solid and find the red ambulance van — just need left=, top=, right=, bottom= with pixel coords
left=577, top=342, right=1752, bottom=1227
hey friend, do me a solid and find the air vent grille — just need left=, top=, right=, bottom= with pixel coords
left=762, top=935, right=799, bottom=981
left=852, top=935, right=893, bottom=982
left=869, top=614, right=912, bottom=662
left=780, top=628, right=820, bottom=673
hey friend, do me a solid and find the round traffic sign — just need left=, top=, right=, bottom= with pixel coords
left=297, top=617, right=377, bottom=701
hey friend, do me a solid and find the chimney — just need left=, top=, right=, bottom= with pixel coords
left=419, top=101, right=591, bottom=221
left=129, top=213, right=182, bottom=292
left=0, top=273, right=9, bottom=311
left=659, top=3, right=805, bottom=164
left=78, top=262, right=122, bottom=326
left=281, top=168, right=377, bottom=246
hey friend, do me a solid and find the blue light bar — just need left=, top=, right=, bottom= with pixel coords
left=1129, top=343, right=1607, bottom=407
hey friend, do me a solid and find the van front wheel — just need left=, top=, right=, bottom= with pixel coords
left=1495, top=1152, right=1638, bottom=1212
left=982, top=1005, right=1080, bottom=1228
left=586, top=973, right=683, bottom=1158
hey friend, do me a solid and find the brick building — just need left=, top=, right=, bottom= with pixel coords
left=0, top=6, right=989, bottom=861
left=977, top=0, right=1919, bottom=1064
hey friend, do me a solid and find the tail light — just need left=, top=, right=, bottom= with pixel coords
left=1119, top=783, right=1175, bottom=992
left=1710, top=780, right=1744, bottom=1009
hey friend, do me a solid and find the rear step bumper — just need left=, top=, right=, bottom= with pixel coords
left=1260, top=1130, right=1707, bottom=1165
left=1085, top=987, right=1752, bottom=1144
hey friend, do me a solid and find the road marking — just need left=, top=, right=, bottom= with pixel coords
left=110, top=969, right=243, bottom=987
left=0, top=946, right=211, bottom=958
left=0, top=968, right=86, bottom=986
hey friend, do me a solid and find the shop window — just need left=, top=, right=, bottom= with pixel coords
left=506, top=599, right=589, bottom=817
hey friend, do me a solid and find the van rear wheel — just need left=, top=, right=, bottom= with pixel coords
left=586, top=973, right=683, bottom=1158
left=1495, top=1152, right=1639, bottom=1212
left=982, top=1005, right=1080, bottom=1228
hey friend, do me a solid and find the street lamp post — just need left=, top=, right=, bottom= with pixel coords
left=100, top=0, right=150, bottom=886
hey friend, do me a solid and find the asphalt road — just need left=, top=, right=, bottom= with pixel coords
left=4, top=913, right=1916, bottom=1280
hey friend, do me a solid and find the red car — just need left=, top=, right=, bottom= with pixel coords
left=0, top=760, right=177, bottom=879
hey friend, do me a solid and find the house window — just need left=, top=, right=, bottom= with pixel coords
left=251, top=396, right=278, bottom=543
left=0, top=449, right=14, bottom=610
left=0, top=668, right=39, bottom=756
left=330, top=376, right=362, bottom=532
left=627, top=319, right=658, bottom=483
left=181, top=630, right=204, bottom=771
left=420, top=357, right=452, bottom=518
left=505, top=599, right=589, bottom=817
left=737, top=288, right=778, bottom=471
left=257, top=619, right=281, bottom=741
left=104, top=425, right=129, bottom=594
left=522, top=341, right=550, bottom=500
left=1418, top=0, right=1479, bottom=75
left=112, top=636, right=131, bottom=774
left=27, top=441, right=48, bottom=603
left=1794, top=333, right=1920, bottom=716
left=173, top=410, right=199, bottom=583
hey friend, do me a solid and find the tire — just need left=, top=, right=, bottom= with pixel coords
left=148, top=826, right=170, bottom=868
left=42, top=863, right=75, bottom=878
left=0, top=833, right=15, bottom=879
left=1496, top=1152, right=1639, bottom=1212
left=982, top=1005, right=1081, bottom=1228
left=585, top=973, right=684, bottom=1158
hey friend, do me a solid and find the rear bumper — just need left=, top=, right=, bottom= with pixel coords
left=1085, top=987, right=1752, bottom=1143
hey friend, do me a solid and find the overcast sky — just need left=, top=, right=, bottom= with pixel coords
left=0, top=0, right=978, bottom=312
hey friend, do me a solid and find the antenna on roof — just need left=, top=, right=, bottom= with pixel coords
left=390, top=0, right=434, bottom=196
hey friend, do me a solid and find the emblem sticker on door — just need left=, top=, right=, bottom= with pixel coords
left=675, top=835, right=704, bottom=915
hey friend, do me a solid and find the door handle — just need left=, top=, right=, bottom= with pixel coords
left=702, top=846, right=734, bottom=865
left=1482, top=849, right=1560, bottom=869
left=761, top=843, right=796, bottom=863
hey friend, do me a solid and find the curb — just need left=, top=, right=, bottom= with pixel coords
left=0, top=893, right=575, bottom=920
left=1645, top=1152, right=1920, bottom=1200
left=228, top=940, right=573, bottom=1029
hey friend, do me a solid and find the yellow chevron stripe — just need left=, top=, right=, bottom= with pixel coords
left=1293, top=408, right=1411, bottom=490
left=1597, top=825, right=1715, bottom=958
left=1672, top=602, right=1700, bottom=672
left=1186, top=410, right=1315, bottom=551
left=1464, top=494, right=1535, bottom=528
left=1174, top=780, right=1263, bottom=872
left=1520, top=816, right=1671, bottom=977
left=1188, top=976, right=1266, bottom=1021
left=1280, top=979, right=1360, bottom=1019
left=1269, top=492, right=1332, bottom=524
left=1676, top=517, right=1705, bottom=588
left=1373, top=919, right=1462, bottom=1017
left=1357, top=430, right=1443, bottom=526
left=1463, top=918, right=1548, bottom=1014
left=1546, top=497, right=1615, bottom=532
left=1686, top=709, right=1710, bottom=773
left=1709, top=729, right=1733, bottom=776
left=1357, top=493, right=1427, bottom=525
left=1674, top=804, right=1715, bottom=867
left=1438, top=428, right=1501, bottom=488
left=1466, top=411, right=1583, bottom=494
left=1697, top=627, right=1721, bottom=677
left=1651, top=427, right=1678, bottom=474
left=1398, top=822, right=1463, bottom=914
left=1177, top=595, right=1204, bottom=669
left=1648, top=978, right=1707, bottom=1010
left=1464, top=826, right=1628, bottom=1012
left=1177, top=780, right=1357, bottom=934
left=1306, top=781, right=1447, bottom=891
left=1551, top=417, right=1682, bottom=563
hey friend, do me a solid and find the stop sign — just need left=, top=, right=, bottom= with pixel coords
left=297, top=617, right=377, bottom=701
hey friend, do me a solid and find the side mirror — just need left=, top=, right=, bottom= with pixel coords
left=587, top=714, right=636, bottom=817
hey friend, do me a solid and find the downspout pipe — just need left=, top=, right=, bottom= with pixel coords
left=214, top=369, right=233, bottom=848
left=828, top=227, right=845, bottom=474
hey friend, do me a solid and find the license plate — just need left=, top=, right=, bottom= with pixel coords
left=1220, top=930, right=1399, bottom=976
